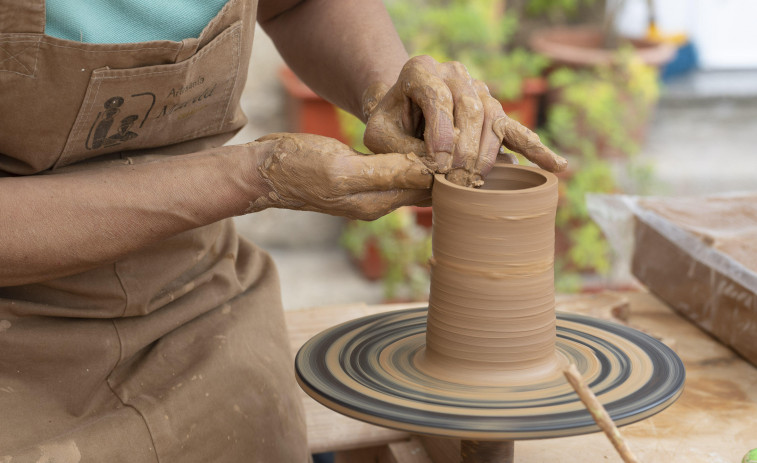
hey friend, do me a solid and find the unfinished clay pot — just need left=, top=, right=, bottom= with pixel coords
left=295, top=162, right=684, bottom=441
left=419, top=163, right=561, bottom=385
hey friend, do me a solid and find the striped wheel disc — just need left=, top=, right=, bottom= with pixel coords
left=295, top=308, right=684, bottom=440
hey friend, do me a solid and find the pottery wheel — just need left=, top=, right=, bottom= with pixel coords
left=295, top=307, right=685, bottom=440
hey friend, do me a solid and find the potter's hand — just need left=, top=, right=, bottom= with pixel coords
left=248, top=133, right=432, bottom=220
left=362, top=55, right=567, bottom=187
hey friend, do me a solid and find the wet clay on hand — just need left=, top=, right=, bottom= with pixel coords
left=417, top=163, right=563, bottom=385
left=246, top=132, right=432, bottom=220
left=362, top=56, right=567, bottom=189
left=494, top=116, right=568, bottom=174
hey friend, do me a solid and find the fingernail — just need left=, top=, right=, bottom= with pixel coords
left=410, top=160, right=434, bottom=188
left=435, top=151, right=452, bottom=172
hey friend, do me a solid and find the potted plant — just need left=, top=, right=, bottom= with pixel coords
left=534, top=48, right=660, bottom=291
left=340, top=207, right=432, bottom=302
left=529, top=5, right=665, bottom=288
left=525, top=0, right=676, bottom=70
left=545, top=47, right=660, bottom=159
left=552, top=153, right=616, bottom=292
left=388, top=0, right=550, bottom=129
left=483, top=48, right=550, bottom=129
left=278, top=66, right=347, bottom=143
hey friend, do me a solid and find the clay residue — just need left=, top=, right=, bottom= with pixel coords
left=1, top=440, right=83, bottom=463
left=640, top=194, right=757, bottom=272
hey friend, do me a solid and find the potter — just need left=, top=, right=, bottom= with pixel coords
left=0, top=0, right=568, bottom=460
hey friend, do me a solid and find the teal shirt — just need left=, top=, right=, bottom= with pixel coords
left=45, top=0, right=229, bottom=43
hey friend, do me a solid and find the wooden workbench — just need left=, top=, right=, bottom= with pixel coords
left=285, top=291, right=757, bottom=462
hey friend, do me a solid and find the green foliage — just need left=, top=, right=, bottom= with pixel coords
left=387, top=0, right=548, bottom=101
left=547, top=47, right=659, bottom=159
left=553, top=153, right=616, bottom=279
left=336, top=108, right=369, bottom=152
left=391, top=0, right=513, bottom=60
left=340, top=208, right=432, bottom=301
left=484, top=48, right=550, bottom=100
left=555, top=260, right=583, bottom=293
left=567, top=222, right=611, bottom=274
left=546, top=48, right=661, bottom=287
left=556, top=154, right=615, bottom=227
left=525, top=0, right=600, bottom=19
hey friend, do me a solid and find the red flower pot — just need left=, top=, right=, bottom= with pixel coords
left=278, top=67, right=347, bottom=144
left=498, top=77, right=548, bottom=130
left=355, top=239, right=385, bottom=281
left=411, top=206, right=433, bottom=229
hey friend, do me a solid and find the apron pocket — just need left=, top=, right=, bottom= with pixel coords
left=55, top=21, right=243, bottom=168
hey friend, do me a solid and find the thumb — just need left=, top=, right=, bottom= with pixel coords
left=340, top=152, right=434, bottom=193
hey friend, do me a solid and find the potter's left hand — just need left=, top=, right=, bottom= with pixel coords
left=362, top=55, right=567, bottom=187
left=248, top=132, right=432, bottom=221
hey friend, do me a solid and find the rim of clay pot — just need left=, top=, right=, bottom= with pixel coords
left=435, top=163, right=557, bottom=194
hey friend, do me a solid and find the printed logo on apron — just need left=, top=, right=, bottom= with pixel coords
left=56, top=22, right=242, bottom=168
left=86, top=94, right=151, bottom=149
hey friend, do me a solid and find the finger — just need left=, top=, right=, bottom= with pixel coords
left=496, top=146, right=519, bottom=165
left=340, top=189, right=432, bottom=221
left=493, top=116, right=568, bottom=172
left=337, top=152, right=434, bottom=193
left=400, top=56, right=455, bottom=171
left=364, top=109, right=426, bottom=156
left=256, top=132, right=286, bottom=142
left=440, top=62, right=485, bottom=185
left=471, top=80, right=505, bottom=183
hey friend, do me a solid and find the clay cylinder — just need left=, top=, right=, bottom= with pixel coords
left=420, top=164, right=560, bottom=385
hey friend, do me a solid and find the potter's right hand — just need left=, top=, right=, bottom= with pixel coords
left=246, top=133, right=433, bottom=220
left=362, top=56, right=567, bottom=188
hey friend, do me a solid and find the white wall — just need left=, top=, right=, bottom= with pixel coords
left=612, top=0, right=757, bottom=70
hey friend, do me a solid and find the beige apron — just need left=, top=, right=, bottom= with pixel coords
left=0, top=1, right=308, bottom=461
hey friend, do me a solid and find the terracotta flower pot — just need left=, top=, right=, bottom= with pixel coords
left=354, top=238, right=385, bottom=281
left=497, top=76, right=548, bottom=130
left=411, top=206, right=433, bottom=229
left=278, top=66, right=347, bottom=144
left=529, top=26, right=676, bottom=69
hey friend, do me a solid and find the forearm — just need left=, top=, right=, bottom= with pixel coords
left=0, top=145, right=264, bottom=286
left=260, top=0, right=408, bottom=121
